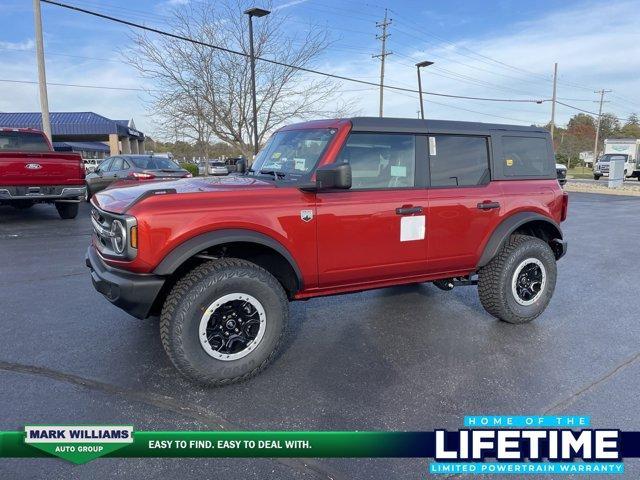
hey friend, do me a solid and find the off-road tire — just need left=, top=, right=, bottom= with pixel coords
left=55, top=202, right=79, bottom=219
left=160, top=258, right=289, bottom=386
left=478, top=234, right=557, bottom=324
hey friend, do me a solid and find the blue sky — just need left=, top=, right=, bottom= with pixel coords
left=1, top=0, right=639, bottom=138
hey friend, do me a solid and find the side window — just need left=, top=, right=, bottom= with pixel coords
left=122, top=160, right=131, bottom=170
left=110, top=158, right=123, bottom=171
left=429, top=135, right=490, bottom=187
left=98, top=158, right=112, bottom=172
left=336, top=133, right=415, bottom=189
left=502, top=136, right=551, bottom=177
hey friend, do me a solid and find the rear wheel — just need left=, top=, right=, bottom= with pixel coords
left=160, top=258, right=289, bottom=386
left=478, top=234, right=557, bottom=324
left=55, top=202, right=79, bottom=219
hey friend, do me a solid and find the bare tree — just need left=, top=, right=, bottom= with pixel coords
left=125, top=0, right=352, bottom=160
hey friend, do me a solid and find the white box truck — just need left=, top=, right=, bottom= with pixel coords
left=594, top=139, right=640, bottom=181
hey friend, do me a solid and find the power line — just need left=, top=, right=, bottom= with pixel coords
left=0, top=78, right=153, bottom=92
left=40, top=0, right=546, bottom=104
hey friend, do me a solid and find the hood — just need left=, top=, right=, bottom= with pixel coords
left=93, top=175, right=273, bottom=214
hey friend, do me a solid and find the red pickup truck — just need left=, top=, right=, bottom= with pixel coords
left=87, top=117, right=568, bottom=385
left=0, top=128, right=86, bottom=218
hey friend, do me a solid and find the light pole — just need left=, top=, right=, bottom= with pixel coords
left=415, top=61, right=433, bottom=120
left=244, top=7, right=270, bottom=159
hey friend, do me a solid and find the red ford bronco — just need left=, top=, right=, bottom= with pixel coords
left=0, top=128, right=85, bottom=219
left=87, top=117, right=568, bottom=385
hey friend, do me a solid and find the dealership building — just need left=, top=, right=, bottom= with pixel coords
left=0, top=112, right=145, bottom=158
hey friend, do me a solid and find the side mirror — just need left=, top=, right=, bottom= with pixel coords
left=316, top=163, right=352, bottom=190
left=236, top=158, right=247, bottom=174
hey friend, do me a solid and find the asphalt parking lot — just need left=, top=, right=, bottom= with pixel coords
left=1, top=192, right=639, bottom=479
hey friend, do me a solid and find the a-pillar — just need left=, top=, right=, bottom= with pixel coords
left=121, top=137, right=131, bottom=154
left=108, top=134, right=120, bottom=155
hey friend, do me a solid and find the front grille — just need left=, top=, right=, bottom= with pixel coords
left=91, top=207, right=115, bottom=252
left=90, top=207, right=137, bottom=260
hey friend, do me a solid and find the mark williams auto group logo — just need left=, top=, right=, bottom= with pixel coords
left=24, top=425, right=133, bottom=464
left=430, top=415, right=623, bottom=475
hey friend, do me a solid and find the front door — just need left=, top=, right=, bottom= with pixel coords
left=425, top=134, right=503, bottom=273
left=316, top=132, right=429, bottom=287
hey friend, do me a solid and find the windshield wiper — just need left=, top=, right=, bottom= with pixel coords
left=259, top=170, right=287, bottom=180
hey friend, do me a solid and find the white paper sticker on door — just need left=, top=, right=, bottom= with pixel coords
left=400, top=215, right=425, bottom=242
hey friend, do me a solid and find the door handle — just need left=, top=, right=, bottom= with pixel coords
left=396, top=206, right=423, bottom=215
left=477, top=201, right=500, bottom=210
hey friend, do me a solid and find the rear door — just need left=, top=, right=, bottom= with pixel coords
left=316, top=132, right=429, bottom=287
left=425, top=134, right=503, bottom=273
left=106, top=157, right=124, bottom=186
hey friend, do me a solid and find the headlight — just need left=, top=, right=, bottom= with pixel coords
left=110, top=219, right=127, bottom=254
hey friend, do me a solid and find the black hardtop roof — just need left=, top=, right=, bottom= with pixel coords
left=349, top=116, right=548, bottom=135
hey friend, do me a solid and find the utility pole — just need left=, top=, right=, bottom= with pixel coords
left=550, top=62, right=558, bottom=142
left=373, top=9, right=392, bottom=117
left=592, top=89, right=611, bottom=168
left=33, top=0, right=51, bottom=142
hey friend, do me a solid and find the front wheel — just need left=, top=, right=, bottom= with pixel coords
left=160, top=258, right=289, bottom=386
left=478, top=235, right=557, bottom=324
left=55, top=202, right=79, bottom=219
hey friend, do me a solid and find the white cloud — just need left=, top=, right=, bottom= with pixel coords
left=273, top=0, right=311, bottom=12
left=0, top=39, right=35, bottom=51
left=331, top=0, right=640, bottom=125
left=1, top=0, right=638, bottom=141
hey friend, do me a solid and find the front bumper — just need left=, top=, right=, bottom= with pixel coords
left=0, top=185, right=85, bottom=201
left=85, top=246, right=165, bottom=319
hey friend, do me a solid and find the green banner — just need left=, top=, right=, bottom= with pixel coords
left=2, top=429, right=425, bottom=463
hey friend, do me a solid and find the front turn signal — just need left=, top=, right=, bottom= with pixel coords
left=130, top=225, right=138, bottom=249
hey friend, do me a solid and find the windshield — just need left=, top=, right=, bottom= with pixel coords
left=251, top=128, right=336, bottom=180
left=0, top=131, right=50, bottom=152
left=600, top=154, right=628, bottom=162
left=129, top=156, right=180, bottom=170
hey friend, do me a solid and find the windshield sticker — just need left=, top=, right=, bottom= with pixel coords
left=294, top=158, right=306, bottom=171
left=506, top=158, right=514, bottom=167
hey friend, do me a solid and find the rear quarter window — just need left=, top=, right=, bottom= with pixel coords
left=501, top=136, right=553, bottom=178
